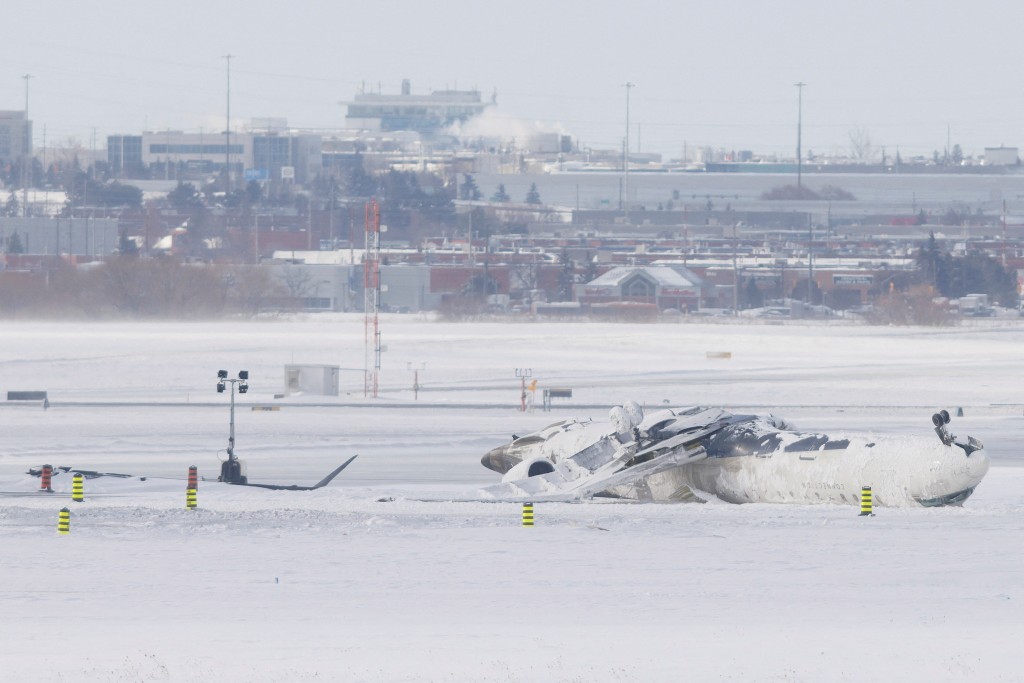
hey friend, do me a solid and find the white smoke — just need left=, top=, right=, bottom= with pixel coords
left=447, top=108, right=568, bottom=150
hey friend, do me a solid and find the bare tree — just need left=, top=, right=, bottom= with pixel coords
left=848, top=128, right=874, bottom=161
left=226, top=265, right=282, bottom=317
left=281, top=266, right=315, bottom=308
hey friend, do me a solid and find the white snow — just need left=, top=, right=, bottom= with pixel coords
left=1, top=315, right=1022, bottom=681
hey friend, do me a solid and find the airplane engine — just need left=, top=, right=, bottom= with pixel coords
left=610, top=406, right=631, bottom=436
left=623, top=401, right=644, bottom=427
left=611, top=402, right=643, bottom=439
left=501, top=456, right=556, bottom=483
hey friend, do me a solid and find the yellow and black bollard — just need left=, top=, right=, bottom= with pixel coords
left=859, top=486, right=874, bottom=516
left=186, top=488, right=197, bottom=510
left=57, top=507, right=70, bottom=534
left=522, top=502, right=534, bottom=527
left=71, top=474, right=85, bottom=502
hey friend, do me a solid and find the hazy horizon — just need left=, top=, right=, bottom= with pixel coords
left=4, top=1, right=1023, bottom=160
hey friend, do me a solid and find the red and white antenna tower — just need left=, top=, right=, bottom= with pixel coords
left=364, top=200, right=382, bottom=398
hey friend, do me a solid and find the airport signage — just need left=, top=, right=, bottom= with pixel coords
left=833, top=275, right=873, bottom=285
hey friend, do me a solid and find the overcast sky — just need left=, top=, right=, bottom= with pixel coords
left=3, top=1, right=1023, bottom=160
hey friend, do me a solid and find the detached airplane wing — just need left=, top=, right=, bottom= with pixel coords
left=229, top=456, right=358, bottom=491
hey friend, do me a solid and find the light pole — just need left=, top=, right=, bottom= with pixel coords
left=807, top=218, right=813, bottom=306
left=407, top=361, right=426, bottom=400
left=216, top=369, right=249, bottom=483
left=795, top=82, right=806, bottom=189
left=22, top=74, right=31, bottom=217
left=623, top=81, right=635, bottom=224
left=223, top=54, right=233, bottom=193
left=313, top=279, right=331, bottom=310
left=732, top=224, right=740, bottom=313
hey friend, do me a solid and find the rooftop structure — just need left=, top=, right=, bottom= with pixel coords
left=344, top=79, right=490, bottom=137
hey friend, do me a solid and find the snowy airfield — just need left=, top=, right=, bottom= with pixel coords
left=1, top=315, right=1023, bottom=682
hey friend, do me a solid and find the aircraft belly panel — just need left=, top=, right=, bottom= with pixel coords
left=685, top=437, right=988, bottom=507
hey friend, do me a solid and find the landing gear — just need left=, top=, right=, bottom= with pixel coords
left=932, top=410, right=953, bottom=445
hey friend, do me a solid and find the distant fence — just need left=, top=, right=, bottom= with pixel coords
left=542, top=387, right=573, bottom=411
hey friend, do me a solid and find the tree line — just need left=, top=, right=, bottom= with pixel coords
left=0, top=256, right=290, bottom=319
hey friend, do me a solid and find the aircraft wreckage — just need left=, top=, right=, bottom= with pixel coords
left=480, top=403, right=989, bottom=507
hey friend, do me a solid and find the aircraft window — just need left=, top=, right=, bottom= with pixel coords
left=512, top=435, right=546, bottom=446
left=783, top=435, right=829, bottom=452
left=822, top=440, right=850, bottom=450
left=649, top=419, right=674, bottom=432
left=705, top=428, right=783, bottom=458
left=570, top=439, right=617, bottom=470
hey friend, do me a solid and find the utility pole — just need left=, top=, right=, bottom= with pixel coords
left=223, top=54, right=233, bottom=193
left=807, top=217, right=813, bottom=305
left=795, top=82, right=806, bottom=190
left=732, top=225, right=739, bottom=313
left=623, top=82, right=635, bottom=225
left=22, top=74, right=31, bottom=217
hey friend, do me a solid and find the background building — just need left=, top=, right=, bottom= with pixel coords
left=0, top=111, right=31, bottom=161
left=108, top=125, right=321, bottom=184
left=107, top=135, right=143, bottom=176
left=344, top=80, right=490, bottom=137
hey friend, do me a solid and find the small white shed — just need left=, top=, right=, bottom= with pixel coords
left=284, top=364, right=340, bottom=396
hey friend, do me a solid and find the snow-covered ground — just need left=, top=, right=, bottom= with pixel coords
left=1, top=315, right=1022, bottom=681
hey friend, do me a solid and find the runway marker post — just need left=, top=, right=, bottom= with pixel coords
left=859, top=486, right=874, bottom=516
left=522, top=502, right=534, bottom=527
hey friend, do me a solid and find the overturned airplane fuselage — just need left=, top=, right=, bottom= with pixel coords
left=480, top=405, right=989, bottom=507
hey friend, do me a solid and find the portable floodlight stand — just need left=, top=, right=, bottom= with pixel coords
left=217, top=369, right=250, bottom=484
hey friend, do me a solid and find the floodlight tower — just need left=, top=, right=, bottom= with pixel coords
left=364, top=200, right=382, bottom=398
left=623, top=81, right=635, bottom=225
left=216, top=369, right=249, bottom=483
left=22, top=74, right=31, bottom=217
left=795, top=82, right=806, bottom=189
left=223, top=54, right=234, bottom=193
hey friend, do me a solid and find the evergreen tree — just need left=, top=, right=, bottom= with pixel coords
left=166, top=182, right=204, bottom=210
left=743, top=278, right=764, bottom=309
left=460, top=174, right=482, bottom=201
left=490, top=183, right=510, bottom=203
left=6, top=231, right=24, bottom=254
left=4, top=192, right=19, bottom=217
left=246, top=180, right=264, bottom=206
left=951, top=144, right=964, bottom=165
left=557, top=249, right=576, bottom=301
left=913, top=233, right=1018, bottom=305
left=915, top=232, right=943, bottom=288
left=347, top=153, right=379, bottom=197
left=525, top=182, right=542, bottom=205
